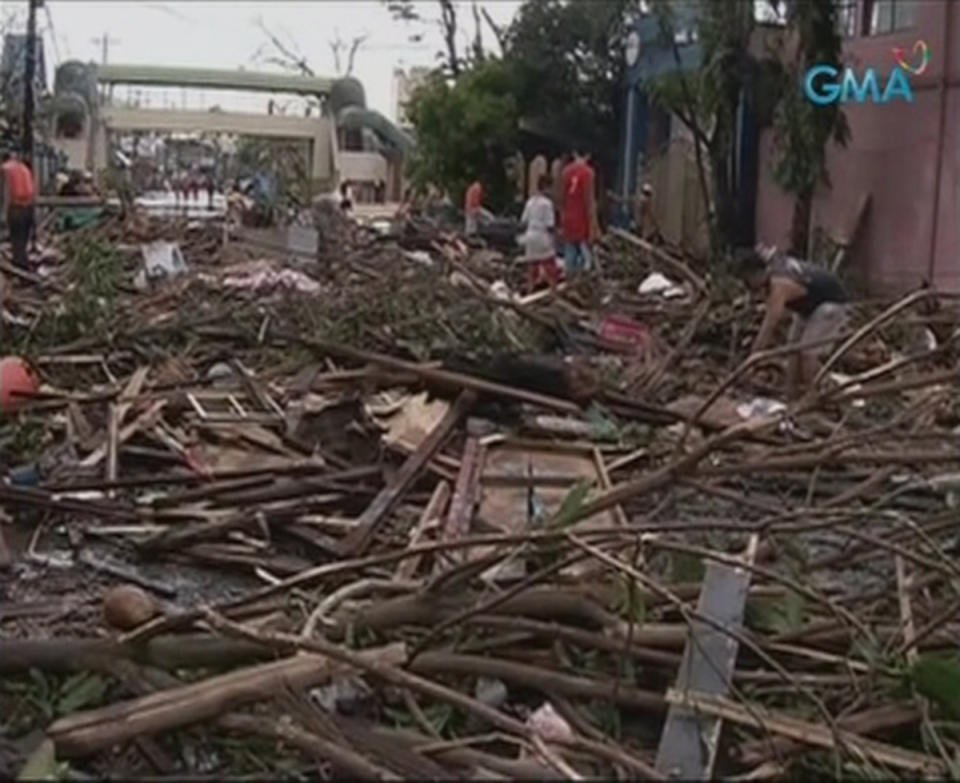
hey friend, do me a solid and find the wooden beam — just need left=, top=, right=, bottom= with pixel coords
left=442, top=437, right=483, bottom=557
left=338, top=391, right=476, bottom=556
left=396, top=480, right=451, bottom=580
left=290, top=335, right=581, bottom=414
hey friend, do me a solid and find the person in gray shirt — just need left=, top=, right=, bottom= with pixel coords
left=739, top=245, right=849, bottom=399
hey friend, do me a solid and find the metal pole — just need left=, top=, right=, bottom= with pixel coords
left=621, top=86, right=636, bottom=226
left=22, top=0, right=39, bottom=166
left=926, top=0, right=953, bottom=283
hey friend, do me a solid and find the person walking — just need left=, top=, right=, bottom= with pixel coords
left=560, top=147, right=597, bottom=275
left=518, top=174, right=560, bottom=292
left=464, top=179, right=487, bottom=236
left=2, top=152, right=36, bottom=269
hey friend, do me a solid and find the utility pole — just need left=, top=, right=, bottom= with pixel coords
left=22, top=0, right=41, bottom=167
left=91, top=32, right=120, bottom=65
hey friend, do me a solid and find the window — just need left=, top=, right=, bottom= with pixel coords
left=864, top=0, right=916, bottom=35
left=835, top=0, right=857, bottom=37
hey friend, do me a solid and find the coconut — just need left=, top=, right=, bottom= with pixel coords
left=103, top=585, right=158, bottom=630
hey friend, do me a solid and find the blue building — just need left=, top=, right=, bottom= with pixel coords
left=615, top=7, right=761, bottom=249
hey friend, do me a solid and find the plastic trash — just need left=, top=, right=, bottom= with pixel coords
left=404, top=250, right=434, bottom=267
left=598, top=315, right=651, bottom=356
left=0, top=356, right=40, bottom=413
left=526, top=702, right=574, bottom=742
left=736, top=397, right=787, bottom=420
left=638, top=272, right=685, bottom=298
left=141, top=242, right=188, bottom=280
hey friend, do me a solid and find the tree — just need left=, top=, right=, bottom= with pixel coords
left=405, top=59, right=519, bottom=210
left=768, top=0, right=849, bottom=257
left=503, top=0, right=632, bottom=185
left=646, top=0, right=757, bottom=256
left=385, top=0, right=508, bottom=75
left=386, top=0, right=462, bottom=76
left=252, top=17, right=315, bottom=77
left=329, top=29, right=369, bottom=77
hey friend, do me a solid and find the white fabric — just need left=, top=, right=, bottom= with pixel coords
left=518, top=194, right=555, bottom=260
left=521, top=194, right=555, bottom=234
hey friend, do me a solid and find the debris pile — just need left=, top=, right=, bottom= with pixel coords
left=2, top=206, right=960, bottom=779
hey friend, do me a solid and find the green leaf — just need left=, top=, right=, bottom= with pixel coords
left=745, top=595, right=802, bottom=635
left=551, top=479, right=592, bottom=528
left=910, top=654, right=960, bottom=720
left=57, top=673, right=108, bottom=716
left=17, top=739, right=57, bottom=781
left=615, top=575, right=646, bottom=625
left=781, top=590, right=805, bottom=632
left=670, top=552, right=705, bottom=584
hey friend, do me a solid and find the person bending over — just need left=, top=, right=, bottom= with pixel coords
left=740, top=246, right=849, bottom=399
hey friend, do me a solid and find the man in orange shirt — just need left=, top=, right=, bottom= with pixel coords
left=2, top=152, right=36, bottom=269
left=464, top=179, right=484, bottom=236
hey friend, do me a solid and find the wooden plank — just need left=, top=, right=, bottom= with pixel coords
left=655, top=535, right=758, bottom=780
left=0, top=523, right=12, bottom=569
left=592, top=447, right=627, bottom=527
left=396, top=480, right=451, bottom=580
left=80, top=400, right=167, bottom=469
left=442, top=438, right=484, bottom=561
left=338, top=391, right=476, bottom=556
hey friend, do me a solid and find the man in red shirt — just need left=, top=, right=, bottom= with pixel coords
left=560, top=148, right=597, bottom=274
left=464, top=179, right=484, bottom=235
left=2, top=152, right=36, bottom=269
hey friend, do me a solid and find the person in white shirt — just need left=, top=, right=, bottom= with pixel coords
left=518, top=174, right=561, bottom=291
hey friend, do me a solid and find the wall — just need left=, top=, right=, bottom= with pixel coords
left=338, top=151, right=388, bottom=184
left=755, top=1, right=960, bottom=294
left=646, top=121, right=711, bottom=258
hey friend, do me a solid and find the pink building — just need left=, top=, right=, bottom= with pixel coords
left=755, top=0, right=960, bottom=294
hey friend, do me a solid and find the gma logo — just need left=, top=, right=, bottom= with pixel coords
left=804, top=40, right=930, bottom=106
left=804, top=65, right=914, bottom=105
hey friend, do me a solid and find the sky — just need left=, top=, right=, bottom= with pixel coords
left=0, top=0, right=523, bottom=120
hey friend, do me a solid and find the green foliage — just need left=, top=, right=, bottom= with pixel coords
left=6, top=417, right=46, bottom=458
left=615, top=574, right=646, bottom=625
left=647, top=0, right=757, bottom=255
left=234, top=137, right=312, bottom=208
left=2, top=669, right=112, bottom=741
left=768, top=0, right=850, bottom=254
left=405, top=60, right=520, bottom=211
left=403, top=0, right=634, bottom=205
left=17, top=237, right=124, bottom=353
left=551, top=479, right=593, bottom=528
left=669, top=551, right=706, bottom=583
left=746, top=590, right=806, bottom=633
left=504, top=0, right=629, bottom=168
left=16, top=739, right=66, bottom=781
left=911, top=653, right=960, bottom=720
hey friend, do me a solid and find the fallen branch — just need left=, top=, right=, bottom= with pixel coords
left=47, top=642, right=405, bottom=758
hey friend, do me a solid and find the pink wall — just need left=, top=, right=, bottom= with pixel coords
left=755, top=0, right=960, bottom=294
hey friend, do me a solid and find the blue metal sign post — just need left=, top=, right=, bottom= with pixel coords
left=616, top=9, right=701, bottom=228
